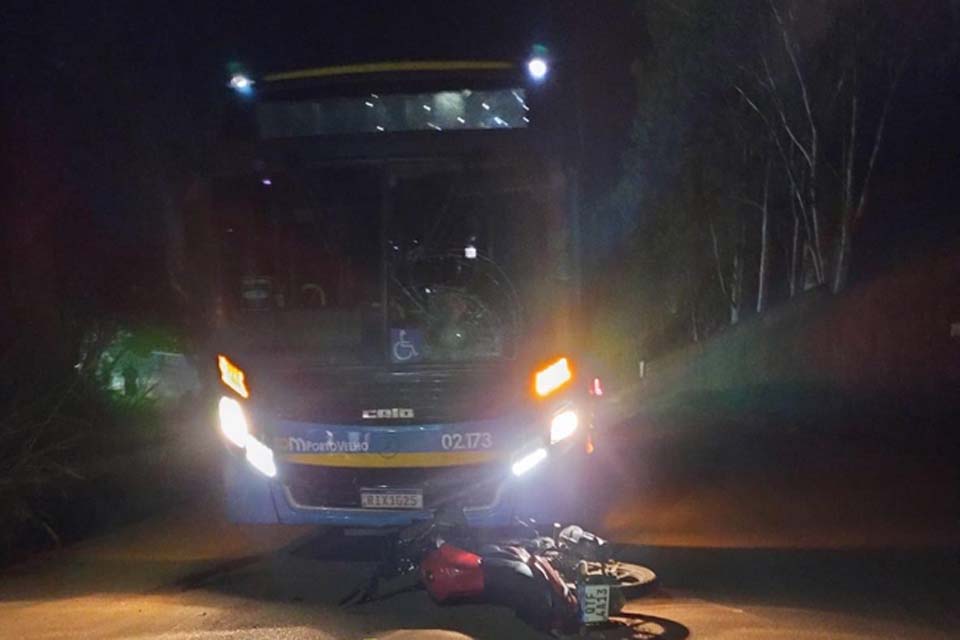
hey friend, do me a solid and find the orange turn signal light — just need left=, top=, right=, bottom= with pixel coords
left=534, top=357, right=573, bottom=398
left=218, top=354, right=250, bottom=398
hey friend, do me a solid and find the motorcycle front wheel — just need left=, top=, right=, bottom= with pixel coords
left=604, top=561, right=657, bottom=599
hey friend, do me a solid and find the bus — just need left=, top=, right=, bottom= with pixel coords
left=206, top=58, right=599, bottom=528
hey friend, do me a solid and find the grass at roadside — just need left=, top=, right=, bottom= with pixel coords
left=0, top=354, right=207, bottom=568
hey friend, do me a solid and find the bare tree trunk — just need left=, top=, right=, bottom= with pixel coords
left=789, top=203, right=800, bottom=298
left=756, top=161, right=771, bottom=312
left=807, top=187, right=824, bottom=284
left=833, top=212, right=853, bottom=293
left=771, top=0, right=825, bottom=285
left=730, top=220, right=745, bottom=325
left=833, top=90, right=858, bottom=294
left=709, top=220, right=728, bottom=300
left=709, top=218, right=742, bottom=325
left=832, top=56, right=905, bottom=293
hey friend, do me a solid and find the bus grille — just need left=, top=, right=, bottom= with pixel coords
left=271, top=367, right=522, bottom=424
left=283, top=463, right=501, bottom=510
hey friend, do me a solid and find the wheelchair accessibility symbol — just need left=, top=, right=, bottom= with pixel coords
left=390, top=328, right=424, bottom=363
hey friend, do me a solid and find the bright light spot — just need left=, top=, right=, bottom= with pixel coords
left=422, top=104, right=432, bottom=112
left=229, top=74, right=251, bottom=89
left=550, top=410, right=579, bottom=444
left=512, top=448, right=547, bottom=477
left=522, top=103, right=530, bottom=111
left=590, top=377, right=604, bottom=397
left=522, top=116, right=530, bottom=123
left=535, top=357, right=573, bottom=397
left=365, top=101, right=375, bottom=108
left=371, top=93, right=379, bottom=99
left=228, top=74, right=254, bottom=94
left=376, top=125, right=385, bottom=132
left=494, top=116, right=507, bottom=126
left=218, top=354, right=250, bottom=398
left=464, top=245, right=477, bottom=259
left=481, top=102, right=491, bottom=110
left=245, top=434, right=277, bottom=478
left=527, top=57, right=549, bottom=81
left=456, top=116, right=466, bottom=124
left=218, top=396, right=249, bottom=448
left=428, top=122, right=442, bottom=131
left=261, top=178, right=272, bottom=186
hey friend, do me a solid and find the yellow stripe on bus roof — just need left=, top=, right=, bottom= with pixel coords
left=264, top=60, right=515, bottom=83
left=283, top=450, right=501, bottom=468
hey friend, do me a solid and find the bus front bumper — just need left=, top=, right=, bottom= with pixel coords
left=222, top=436, right=587, bottom=528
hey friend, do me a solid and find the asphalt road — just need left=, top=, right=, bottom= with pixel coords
left=1, top=406, right=957, bottom=639
left=2, top=483, right=957, bottom=638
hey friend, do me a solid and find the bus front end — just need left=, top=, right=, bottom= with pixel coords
left=209, top=61, right=594, bottom=528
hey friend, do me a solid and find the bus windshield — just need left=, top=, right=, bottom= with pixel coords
left=214, top=161, right=552, bottom=365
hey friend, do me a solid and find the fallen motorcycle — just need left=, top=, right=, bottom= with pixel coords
left=339, top=513, right=656, bottom=635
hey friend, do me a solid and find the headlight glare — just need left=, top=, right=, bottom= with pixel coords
left=550, top=409, right=579, bottom=444
left=511, top=447, right=548, bottom=477
left=218, top=396, right=249, bottom=448
left=245, top=434, right=277, bottom=478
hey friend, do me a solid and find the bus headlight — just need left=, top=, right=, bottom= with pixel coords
left=550, top=409, right=579, bottom=444
left=218, top=396, right=249, bottom=448
left=245, top=434, right=277, bottom=478
left=512, top=447, right=548, bottom=477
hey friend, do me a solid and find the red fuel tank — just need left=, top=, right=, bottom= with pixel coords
left=421, top=543, right=484, bottom=602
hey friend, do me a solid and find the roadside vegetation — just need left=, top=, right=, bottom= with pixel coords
left=0, top=321, right=188, bottom=565
left=590, top=0, right=959, bottom=380
left=4, top=23, right=201, bottom=561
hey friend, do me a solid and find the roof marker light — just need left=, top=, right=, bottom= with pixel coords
left=527, top=57, right=548, bottom=81
left=228, top=73, right=254, bottom=95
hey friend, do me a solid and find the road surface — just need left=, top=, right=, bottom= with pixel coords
left=1, top=409, right=956, bottom=639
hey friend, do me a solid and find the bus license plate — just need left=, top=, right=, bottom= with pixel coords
left=579, top=584, right=611, bottom=624
left=360, top=490, right=423, bottom=510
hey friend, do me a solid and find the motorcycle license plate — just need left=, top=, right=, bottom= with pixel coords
left=360, top=489, right=423, bottom=509
left=579, top=584, right=611, bottom=624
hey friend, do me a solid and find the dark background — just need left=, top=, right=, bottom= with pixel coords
left=2, top=1, right=642, bottom=334
left=0, top=0, right=960, bottom=556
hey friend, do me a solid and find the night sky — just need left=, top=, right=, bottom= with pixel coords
left=3, top=1, right=955, bottom=325
left=2, top=1, right=639, bottom=330
left=4, top=2, right=641, bottom=311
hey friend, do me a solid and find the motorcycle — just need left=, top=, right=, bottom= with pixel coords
left=339, top=510, right=656, bottom=635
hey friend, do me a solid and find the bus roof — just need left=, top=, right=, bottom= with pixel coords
left=263, top=60, right=516, bottom=83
